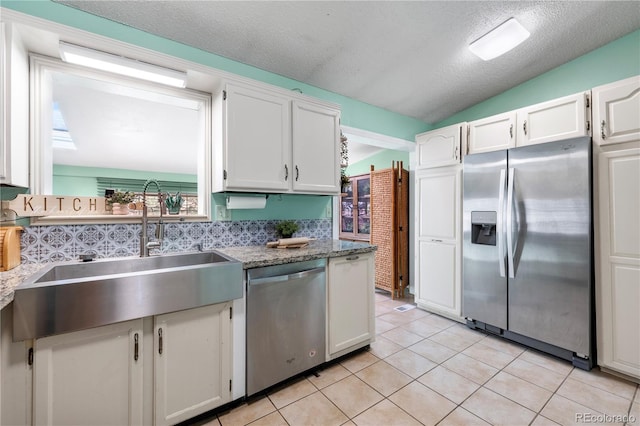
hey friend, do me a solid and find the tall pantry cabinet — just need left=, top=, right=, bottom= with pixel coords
left=414, top=123, right=465, bottom=321
left=593, top=75, right=640, bottom=381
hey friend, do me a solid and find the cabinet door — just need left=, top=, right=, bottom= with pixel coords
left=154, top=302, right=232, bottom=426
left=0, top=22, right=29, bottom=187
left=415, top=167, right=460, bottom=242
left=516, top=92, right=589, bottom=147
left=33, top=320, right=144, bottom=426
left=292, top=100, right=341, bottom=194
left=1, top=304, right=32, bottom=426
left=415, top=123, right=464, bottom=168
left=339, top=174, right=371, bottom=241
left=415, top=241, right=460, bottom=317
left=224, top=83, right=291, bottom=191
left=597, top=146, right=640, bottom=379
left=327, top=253, right=375, bottom=357
left=593, top=76, right=640, bottom=146
left=468, top=112, right=516, bottom=154
left=414, top=166, right=462, bottom=319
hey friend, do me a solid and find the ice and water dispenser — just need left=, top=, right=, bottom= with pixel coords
left=471, top=211, right=497, bottom=246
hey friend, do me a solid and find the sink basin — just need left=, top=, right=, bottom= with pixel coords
left=13, top=251, right=242, bottom=341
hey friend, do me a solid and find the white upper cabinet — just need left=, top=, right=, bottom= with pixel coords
left=415, top=122, right=466, bottom=168
left=219, top=83, right=291, bottom=192
left=516, top=92, right=590, bottom=147
left=292, top=100, right=341, bottom=194
left=213, top=81, right=341, bottom=195
left=467, top=92, right=590, bottom=154
left=0, top=22, right=29, bottom=187
left=593, top=75, right=640, bottom=146
left=468, top=111, right=516, bottom=154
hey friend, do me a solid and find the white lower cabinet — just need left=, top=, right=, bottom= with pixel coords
left=1, top=304, right=32, bottom=426
left=596, top=144, right=640, bottom=380
left=414, top=166, right=462, bottom=321
left=33, top=319, right=144, bottom=426
left=25, top=302, right=232, bottom=426
left=327, top=252, right=375, bottom=359
left=416, top=240, right=460, bottom=317
left=154, top=303, right=232, bottom=426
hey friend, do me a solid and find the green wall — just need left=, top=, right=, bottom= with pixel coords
left=346, top=149, right=410, bottom=177
left=436, top=29, right=640, bottom=127
left=52, top=165, right=196, bottom=196
left=212, top=193, right=331, bottom=221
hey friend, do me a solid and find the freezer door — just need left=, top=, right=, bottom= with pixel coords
left=507, top=137, right=592, bottom=355
left=462, top=150, right=508, bottom=329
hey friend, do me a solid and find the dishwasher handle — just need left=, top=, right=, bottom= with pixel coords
left=249, top=266, right=325, bottom=286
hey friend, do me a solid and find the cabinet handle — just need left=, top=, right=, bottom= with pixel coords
left=295, top=165, right=299, bottom=181
left=431, top=239, right=443, bottom=243
left=454, top=145, right=459, bottom=160
left=158, top=328, right=163, bottom=355
left=523, top=120, right=527, bottom=135
left=346, top=255, right=359, bottom=261
left=601, top=120, right=607, bottom=139
left=134, top=333, right=139, bottom=361
left=509, top=124, right=513, bottom=139
left=284, top=165, right=289, bottom=181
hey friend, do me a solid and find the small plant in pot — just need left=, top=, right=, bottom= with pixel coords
left=108, top=190, right=135, bottom=215
left=275, top=220, right=299, bottom=239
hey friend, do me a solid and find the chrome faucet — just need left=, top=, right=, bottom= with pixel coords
left=140, top=179, right=164, bottom=257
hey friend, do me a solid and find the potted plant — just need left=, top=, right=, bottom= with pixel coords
left=165, top=192, right=183, bottom=215
left=108, top=190, right=135, bottom=215
left=275, top=220, right=299, bottom=239
left=340, top=169, right=350, bottom=193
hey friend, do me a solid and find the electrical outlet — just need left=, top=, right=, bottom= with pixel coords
left=325, top=203, right=332, bottom=218
left=216, top=205, right=230, bottom=221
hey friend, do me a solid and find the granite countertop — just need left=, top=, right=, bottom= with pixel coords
left=0, top=263, right=46, bottom=311
left=0, top=239, right=375, bottom=311
left=217, top=239, right=376, bottom=269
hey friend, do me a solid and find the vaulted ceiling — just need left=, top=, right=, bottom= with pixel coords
left=56, top=1, right=640, bottom=125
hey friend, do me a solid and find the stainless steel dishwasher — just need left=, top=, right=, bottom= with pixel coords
left=246, top=258, right=326, bottom=396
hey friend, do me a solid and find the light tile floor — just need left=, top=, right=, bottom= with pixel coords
left=199, top=291, right=639, bottom=426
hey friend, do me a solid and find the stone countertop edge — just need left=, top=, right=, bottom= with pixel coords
left=217, top=239, right=377, bottom=269
left=0, top=239, right=376, bottom=311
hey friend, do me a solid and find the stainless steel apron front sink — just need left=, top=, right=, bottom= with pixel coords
left=13, top=251, right=242, bottom=341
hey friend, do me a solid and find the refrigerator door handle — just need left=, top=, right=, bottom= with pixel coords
left=506, top=167, right=516, bottom=278
left=497, top=168, right=506, bottom=278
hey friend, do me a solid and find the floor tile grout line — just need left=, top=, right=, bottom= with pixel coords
left=215, top=291, right=640, bottom=426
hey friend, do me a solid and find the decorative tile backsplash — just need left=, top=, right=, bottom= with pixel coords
left=20, top=219, right=332, bottom=264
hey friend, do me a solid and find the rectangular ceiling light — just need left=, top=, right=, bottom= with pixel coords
left=59, top=41, right=187, bottom=88
left=469, top=18, right=530, bottom=61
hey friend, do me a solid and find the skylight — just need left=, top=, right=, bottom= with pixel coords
left=52, top=102, right=77, bottom=150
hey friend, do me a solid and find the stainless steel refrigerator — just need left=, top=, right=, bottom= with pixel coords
left=462, top=136, right=594, bottom=369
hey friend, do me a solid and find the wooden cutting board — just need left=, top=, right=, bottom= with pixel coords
left=266, top=237, right=313, bottom=248
left=0, top=226, right=23, bottom=271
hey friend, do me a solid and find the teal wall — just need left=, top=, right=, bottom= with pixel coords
left=436, top=29, right=640, bottom=127
left=52, top=165, right=196, bottom=196
left=346, top=149, right=410, bottom=177
left=212, top=193, right=331, bottom=221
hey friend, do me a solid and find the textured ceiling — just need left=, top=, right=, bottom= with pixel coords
left=56, top=1, right=640, bottom=124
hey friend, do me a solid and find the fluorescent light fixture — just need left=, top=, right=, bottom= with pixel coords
left=469, top=18, right=530, bottom=61
left=59, top=41, right=187, bottom=88
left=226, top=194, right=267, bottom=209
